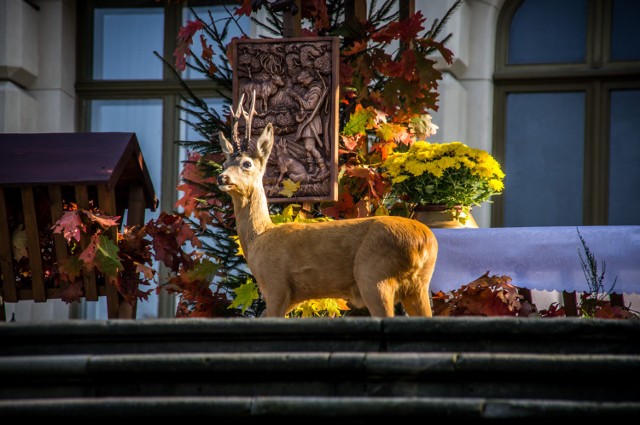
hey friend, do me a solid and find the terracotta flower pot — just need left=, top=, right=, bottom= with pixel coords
left=411, top=204, right=479, bottom=229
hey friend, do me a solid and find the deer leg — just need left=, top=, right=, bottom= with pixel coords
left=357, top=279, right=397, bottom=317
left=406, top=259, right=437, bottom=317
left=263, top=291, right=291, bottom=318
left=402, top=289, right=433, bottom=317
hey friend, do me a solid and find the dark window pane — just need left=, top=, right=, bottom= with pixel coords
left=611, top=0, right=640, bottom=61
left=93, top=8, right=164, bottom=80
left=609, top=90, right=640, bottom=224
left=504, top=92, right=585, bottom=226
left=508, top=0, right=587, bottom=64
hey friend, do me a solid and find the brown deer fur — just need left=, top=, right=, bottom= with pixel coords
left=217, top=99, right=438, bottom=318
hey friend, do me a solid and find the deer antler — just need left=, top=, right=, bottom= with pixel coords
left=229, top=91, right=257, bottom=153
left=242, top=90, right=256, bottom=147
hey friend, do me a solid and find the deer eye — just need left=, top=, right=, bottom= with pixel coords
left=242, top=160, right=252, bottom=169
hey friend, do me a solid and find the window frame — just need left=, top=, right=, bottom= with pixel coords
left=76, top=0, right=235, bottom=318
left=492, top=0, right=640, bottom=227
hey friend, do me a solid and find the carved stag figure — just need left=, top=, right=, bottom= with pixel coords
left=217, top=93, right=438, bottom=317
left=241, top=54, right=285, bottom=113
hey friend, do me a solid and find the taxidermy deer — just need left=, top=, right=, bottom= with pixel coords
left=217, top=92, right=438, bottom=317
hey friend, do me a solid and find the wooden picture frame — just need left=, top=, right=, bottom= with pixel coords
left=232, top=36, right=339, bottom=203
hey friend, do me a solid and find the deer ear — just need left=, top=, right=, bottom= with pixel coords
left=255, top=123, right=274, bottom=161
left=219, top=132, right=235, bottom=161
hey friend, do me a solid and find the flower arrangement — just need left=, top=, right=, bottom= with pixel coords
left=382, top=141, right=505, bottom=220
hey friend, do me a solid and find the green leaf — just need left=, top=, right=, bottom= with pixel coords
left=186, top=258, right=220, bottom=282
left=58, top=256, right=84, bottom=282
left=342, top=105, right=375, bottom=136
left=93, top=235, right=123, bottom=277
left=228, top=280, right=259, bottom=313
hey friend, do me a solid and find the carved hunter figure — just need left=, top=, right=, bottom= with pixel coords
left=216, top=93, right=438, bottom=318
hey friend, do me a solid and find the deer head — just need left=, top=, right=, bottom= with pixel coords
left=218, top=91, right=274, bottom=198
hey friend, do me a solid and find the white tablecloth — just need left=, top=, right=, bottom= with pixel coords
left=430, top=226, right=640, bottom=294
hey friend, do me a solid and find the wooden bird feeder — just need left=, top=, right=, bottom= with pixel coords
left=0, top=133, right=157, bottom=320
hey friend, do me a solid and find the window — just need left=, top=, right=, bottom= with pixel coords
left=77, top=0, right=250, bottom=318
left=493, top=0, right=640, bottom=227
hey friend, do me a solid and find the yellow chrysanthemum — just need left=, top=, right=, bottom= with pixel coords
left=392, top=174, right=410, bottom=184
left=382, top=139, right=505, bottom=207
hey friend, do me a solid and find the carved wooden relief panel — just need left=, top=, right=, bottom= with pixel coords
left=232, top=37, right=339, bottom=202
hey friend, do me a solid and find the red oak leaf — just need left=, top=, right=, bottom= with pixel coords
left=83, top=210, right=120, bottom=229
left=173, top=19, right=204, bottom=71
left=371, top=11, right=426, bottom=43
left=59, top=279, right=84, bottom=304
left=234, top=0, right=253, bottom=16
left=51, top=210, right=85, bottom=243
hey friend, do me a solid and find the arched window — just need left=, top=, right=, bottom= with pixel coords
left=493, top=0, right=640, bottom=227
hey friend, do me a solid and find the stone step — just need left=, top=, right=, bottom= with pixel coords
left=2, top=317, right=639, bottom=356
left=0, top=396, right=638, bottom=420
left=2, top=352, right=638, bottom=401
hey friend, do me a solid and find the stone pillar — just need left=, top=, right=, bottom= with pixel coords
left=0, top=0, right=77, bottom=322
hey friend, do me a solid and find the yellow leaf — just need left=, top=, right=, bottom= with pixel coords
left=279, top=179, right=301, bottom=198
left=228, top=279, right=260, bottom=313
left=230, top=235, right=244, bottom=257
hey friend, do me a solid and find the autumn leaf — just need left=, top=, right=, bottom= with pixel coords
left=304, top=0, right=330, bottom=30
left=291, top=298, right=350, bottom=318
left=79, top=234, right=123, bottom=278
left=234, top=0, right=253, bottom=16
left=51, top=210, right=85, bottom=243
left=94, top=235, right=123, bottom=276
left=136, top=263, right=156, bottom=280
left=342, top=40, right=368, bottom=56
left=174, top=19, right=205, bottom=71
left=342, top=104, right=376, bottom=136
left=340, top=134, right=361, bottom=152
left=185, top=258, right=219, bottom=283
left=371, top=11, right=426, bottom=43
left=321, top=188, right=356, bottom=219
left=78, top=235, right=97, bottom=266
left=321, top=298, right=350, bottom=317
left=11, top=225, right=28, bottom=261
left=59, top=279, right=83, bottom=304
left=230, top=235, right=244, bottom=257
left=58, top=256, right=84, bottom=282
left=228, top=280, right=259, bottom=313
left=83, top=210, right=120, bottom=229
left=270, top=204, right=298, bottom=224
left=380, top=49, right=418, bottom=80
left=279, top=179, right=300, bottom=198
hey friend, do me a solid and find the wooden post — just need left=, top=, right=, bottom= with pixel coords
left=610, top=292, right=625, bottom=308
left=0, top=188, right=17, bottom=303
left=123, top=185, right=147, bottom=319
left=75, top=185, right=98, bottom=301
left=562, top=291, right=579, bottom=317
left=281, top=0, right=301, bottom=38
left=21, top=187, right=46, bottom=302
left=98, top=185, right=124, bottom=319
left=48, top=186, right=69, bottom=293
left=399, top=0, right=415, bottom=21
left=126, top=185, right=146, bottom=227
left=345, top=0, right=367, bottom=24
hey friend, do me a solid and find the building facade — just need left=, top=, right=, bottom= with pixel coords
left=2, top=0, right=638, bottom=320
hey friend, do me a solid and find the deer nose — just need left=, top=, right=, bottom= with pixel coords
left=217, top=174, right=229, bottom=186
